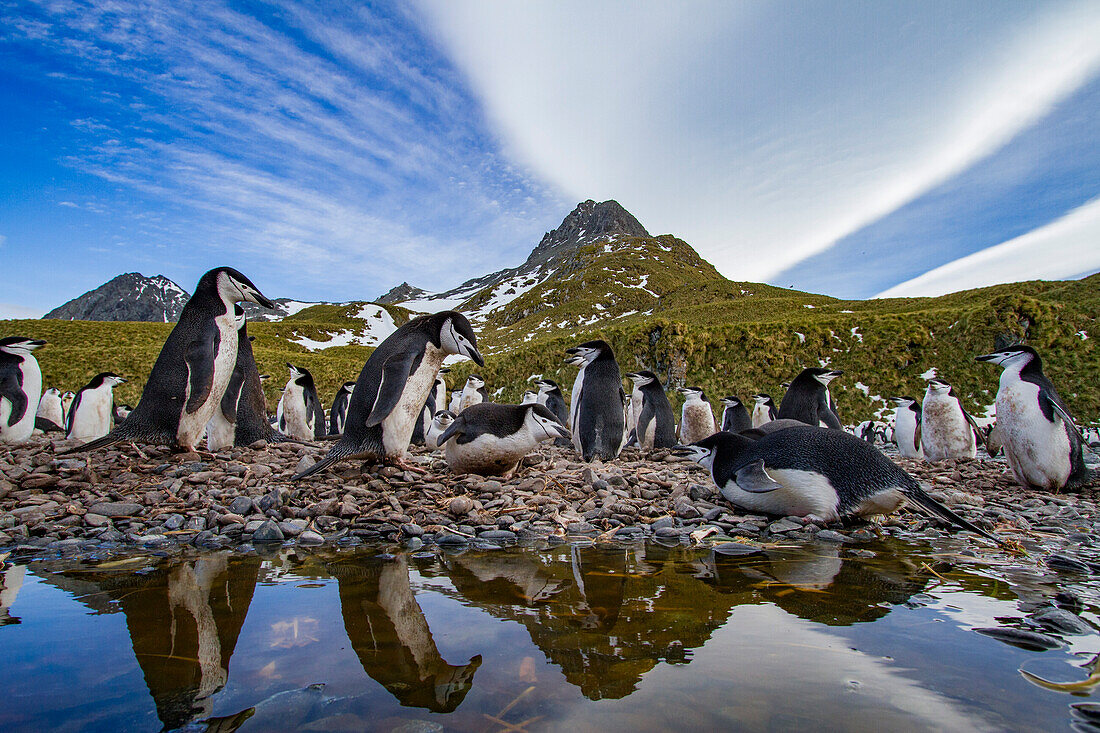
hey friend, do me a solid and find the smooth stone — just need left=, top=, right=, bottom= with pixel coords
left=478, top=529, right=517, bottom=542
left=815, top=530, right=850, bottom=543
left=298, top=530, right=324, bottom=545
left=713, top=542, right=764, bottom=557
left=650, top=516, right=676, bottom=531
left=162, top=514, right=185, bottom=531
left=279, top=519, right=308, bottom=537
left=252, top=520, right=284, bottom=543
left=86, top=502, right=143, bottom=517
left=229, top=496, right=254, bottom=516
left=83, top=513, right=110, bottom=528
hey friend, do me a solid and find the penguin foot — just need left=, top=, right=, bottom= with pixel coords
left=390, top=457, right=427, bottom=474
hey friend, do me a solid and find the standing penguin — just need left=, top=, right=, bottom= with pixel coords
left=448, top=390, right=463, bottom=413
left=60, top=391, right=75, bottom=423
left=329, top=382, right=357, bottom=436
left=412, top=371, right=448, bottom=446
left=437, top=402, right=571, bottom=477
left=425, top=410, right=456, bottom=449
left=232, top=323, right=291, bottom=447
left=206, top=304, right=248, bottom=452
left=625, top=371, right=676, bottom=449
left=976, top=346, right=1090, bottom=489
left=891, top=396, right=923, bottom=459
left=674, top=427, right=998, bottom=542
left=678, top=387, right=717, bottom=444
left=534, top=378, right=571, bottom=447
left=751, top=394, right=779, bottom=428
left=278, top=363, right=326, bottom=441
left=458, top=375, right=488, bottom=412
left=0, top=337, right=46, bottom=445
left=36, top=387, right=65, bottom=431
left=293, top=311, right=483, bottom=479
left=719, top=396, right=753, bottom=434
left=921, top=378, right=982, bottom=461
left=60, top=267, right=274, bottom=454
left=778, top=368, right=843, bottom=429
left=66, top=373, right=128, bottom=443
left=565, top=340, right=626, bottom=462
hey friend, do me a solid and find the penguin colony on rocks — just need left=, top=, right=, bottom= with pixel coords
left=4, top=266, right=1096, bottom=549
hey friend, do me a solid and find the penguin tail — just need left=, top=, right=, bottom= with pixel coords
left=906, top=484, right=1002, bottom=545
left=57, top=432, right=125, bottom=456
left=292, top=441, right=357, bottom=481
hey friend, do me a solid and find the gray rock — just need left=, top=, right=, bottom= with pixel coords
left=252, top=520, right=284, bottom=543
left=162, top=513, right=186, bottom=531
left=436, top=532, right=469, bottom=546
left=83, top=513, right=110, bottom=528
left=279, top=519, right=307, bottom=537
left=401, top=523, right=424, bottom=537
left=298, top=530, right=324, bottom=545
left=768, top=519, right=802, bottom=534
left=87, top=502, right=143, bottom=517
left=479, top=529, right=517, bottom=542
left=1030, top=607, right=1095, bottom=635
left=815, top=530, right=850, bottom=543
left=650, top=516, right=675, bottom=531
left=229, top=496, right=254, bottom=516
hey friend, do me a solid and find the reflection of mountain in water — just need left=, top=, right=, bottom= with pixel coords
left=36, top=553, right=259, bottom=731
left=327, top=555, right=481, bottom=713
left=428, top=542, right=932, bottom=700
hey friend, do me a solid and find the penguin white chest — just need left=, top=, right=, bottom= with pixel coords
left=718, top=468, right=840, bottom=520
left=894, top=411, right=923, bottom=459
left=445, top=430, right=534, bottom=477
left=278, top=385, right=314, bottom=441
left=996, top=379, right=1071, bottom=488
left=569, top=365, right=586, bottom=450
left=381, top=345, right=446, bottom=457
left=921, top=395, right=975, bottom=461
left=69, top=387, right=114, bottom=442
left=0, top=357, right=41, bottom=443
left=178, top=311, right=239, bottom=447
left=680, top=403, right=715, bottom=444
left=751, top=403, right=772, bottom=428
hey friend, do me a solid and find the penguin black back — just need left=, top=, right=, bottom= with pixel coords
left=720, top=397, right=753, bottom=433
left=629, top=371, right=676, bottom=449
left=233, top=326, right=291, bottom=446
left=567, top=340, right=626, bottom=461
left=778, top=368, right=843, bottom=429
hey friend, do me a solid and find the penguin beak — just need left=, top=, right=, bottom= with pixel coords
left=552, top=423, right=571, bottom=440
left=975, top=353, right=999, bottom=364
left=247, top=288, right=275, bottom=309
left=468, top=347, right=485, bottom=367
left=671, top=445, right=698, bottom=459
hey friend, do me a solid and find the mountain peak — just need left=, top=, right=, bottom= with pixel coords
left=44, top=272, right=190, bottom=322
left=526, top=199, right=649, bottom=266
left=376, top=281, right=427, bottom=305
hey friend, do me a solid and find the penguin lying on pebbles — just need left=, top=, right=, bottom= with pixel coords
left=293, top=311, right=483, bottom=479
left=779, top=368, right=843, bottom=428
left=60, top=267, right=274, bottom=454
left=0, top=337, right=45, bottom=445
left=976, top=345, right=1090, bottom=489
left=437, top=402, right=570, bottom=477
left=674, top=425, right=999, bottom=542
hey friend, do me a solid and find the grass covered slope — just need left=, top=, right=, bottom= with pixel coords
left=4, top=254, right=1097, bottom=425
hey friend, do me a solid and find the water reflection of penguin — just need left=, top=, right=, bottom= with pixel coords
left=0, top=560, right=24, bottom=626
left=329, top=555, right=481, bottom=713
left=45, top=553, right=260, bottom=730
left=442, top=552, right=571, bottom=604
left=702, top=546, right=928, bottom=625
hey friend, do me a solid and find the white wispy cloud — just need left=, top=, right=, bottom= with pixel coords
left=874, top=196, right=1100, bottom=298
left=0, top=302, right=44, bottom=320
left=416, top=1, right=1100, bottom=283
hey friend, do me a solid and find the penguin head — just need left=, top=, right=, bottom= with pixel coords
left=437, top=312, right=484, bottom=366
left=259, top=374, right=271, bottom=382
left=891, top=396, right=919, bottom=411
left=286, top=363, right=315, bottom=388
left=925, top=378, right=953, bottom=396
left=0, top=337, right=46, bottom=355
left=521, top=390, right=538, bottom=404
left=673, top=432, right=751, bottom=471
left=565, top=340, right=612, bottom=365
left=803, top=368, right=843, bottom=386
left=534, top=379, right=559, bottom=394
left=44, top=387, right=61, bottom=397
left=465, top=375, right=485, bottom=389
left=524, top=404, right=571, bottom=442
left=341, top=381, right=356, bottom=393
left=753, top=393, right=772, bottom=405
left=431, top=410, right=456, bottom=430
left=89, top=372, right=127, bottom=389
left=678, top=386, right=706, bottom=402
left=721, top=396, right=743, bottom=407
left=975, top=345, right=1039, bottom=371
left=208, top=267, right=275, bottom=309
left=626, top=371, right=658, bottom=387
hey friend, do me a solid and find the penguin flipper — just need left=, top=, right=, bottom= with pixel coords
left=1044, top=394, right=1091, bottom=448
left=35, top=416, right=63, bottom=433
left=0, top=364, right=27, bottom=427
left=184, top=324, right=220, bottom=414
left=734, top=460, right=782, bottom=493
left=905, top=485, right=1001, bottom=544
left=365, top=353, right=416, bottom=427
left=959, top=407, right=987, bottom=448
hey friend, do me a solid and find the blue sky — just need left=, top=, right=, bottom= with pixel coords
left=2, top=1, right=1099, bottom=317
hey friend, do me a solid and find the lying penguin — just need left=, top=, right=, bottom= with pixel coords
left=437, top=402, right=570, bottom=477
left=674, top=425, right=998, bottom=542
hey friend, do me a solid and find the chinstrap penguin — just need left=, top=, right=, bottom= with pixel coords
left=520, top=390, right=538, bottom=405
left=534, top=378, right=571, bottom=447
left=425, top=410, right=456, bottom=449
left=35, top=386, right=65, bottom=433
left=448, top=390, right=463, bottom=413
left=0, top=337, right=45, bottom=445
left=779, top=368, right=843, bottom=429
left=458, top=375, right=488, bottom=413
left=231, top=327, right=292, bottom=447
left=294, top=311, right=483, bottom=479
left=329, top=382, right=356, bottom=436
left=278, top=363, right=326, bottom=441
left=719, top=396, right=753, bottom=434
left=205, top=304, right=248, bottom=451
left=437, top=402, right=570, bottom=477
left=60, top=267, right=274, bottom=454
left=891, top=396, right=923, bottom=459
left=66, top=372, right=127, bottom=443
left=564, top=340, right=627, bottom=462
left=976, top=345, right=1090, bottom=489
left=677, top=387, right=717, bottom=444
left=625, top=371, right=676, bottom=449
left=751, top=394, right=779, bottom=428
left=675, top=426, right=998, bottom=542
left=921, top=378, right=982, bottom=461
